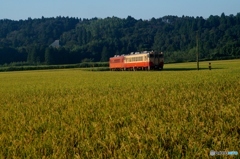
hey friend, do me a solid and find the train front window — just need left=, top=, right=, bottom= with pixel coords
left=149, top=54, right=163, bottom=58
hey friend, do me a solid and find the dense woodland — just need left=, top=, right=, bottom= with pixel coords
left=0, top=13, right=240, bottom=65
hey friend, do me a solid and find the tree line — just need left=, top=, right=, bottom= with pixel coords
left=0, top=13, right=240, bottom=65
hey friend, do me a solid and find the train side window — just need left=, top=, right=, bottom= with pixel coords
left=114, top=59, right=120, bottom=63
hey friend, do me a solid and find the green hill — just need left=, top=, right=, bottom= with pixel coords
left=0, top=13, right=240, bottom=65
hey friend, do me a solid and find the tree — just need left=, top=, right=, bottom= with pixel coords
left=101, top=46, right=108, bottom=62
left=45, top=47, right=56, bottom=65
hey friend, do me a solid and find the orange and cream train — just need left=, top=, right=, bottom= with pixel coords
left=109, top=51, right=164, bottom=71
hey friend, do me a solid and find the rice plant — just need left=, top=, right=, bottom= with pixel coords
left=0, top=60, right=239, bottom=158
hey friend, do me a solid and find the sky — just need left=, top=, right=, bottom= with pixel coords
left=0, top=0, right=240, bottom=20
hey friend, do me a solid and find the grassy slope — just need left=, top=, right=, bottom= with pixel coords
left=0, top=59, right=239, bottom=158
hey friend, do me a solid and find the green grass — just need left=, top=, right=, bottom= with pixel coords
left=0, top=62, right=109, bottom=72
left=0, top=59, right=239, bottom=158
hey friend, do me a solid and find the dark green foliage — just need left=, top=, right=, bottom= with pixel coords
left=0, top=47, right=27, bottom=65
left=0, top=62, right=109, bottom=72
left=0, top=13, right=240, bottom=65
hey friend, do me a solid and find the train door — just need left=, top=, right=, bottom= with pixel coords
left=149, top=52, right=159, bottom=69
left=154, top=52, right=160, bottom=69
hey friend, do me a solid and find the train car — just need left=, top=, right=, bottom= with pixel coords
left=109, top=55, right=125, bottom=71
left=109, top=51, right=164, bottom=71
left=148, top=51, right=164, bottom=70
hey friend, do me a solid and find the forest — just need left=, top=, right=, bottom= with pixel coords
left=0, top=13, right=240, bottom=65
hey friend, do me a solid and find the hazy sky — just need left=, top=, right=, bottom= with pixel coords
left=1, top=0, right=239, bottom=20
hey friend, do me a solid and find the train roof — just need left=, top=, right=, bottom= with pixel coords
left=111, top=51, right=163, bottom=58
left=110, top=55, right=125, bottom=58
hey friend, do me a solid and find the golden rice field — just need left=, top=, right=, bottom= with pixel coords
left=0, top=60, right=239, bottom=158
